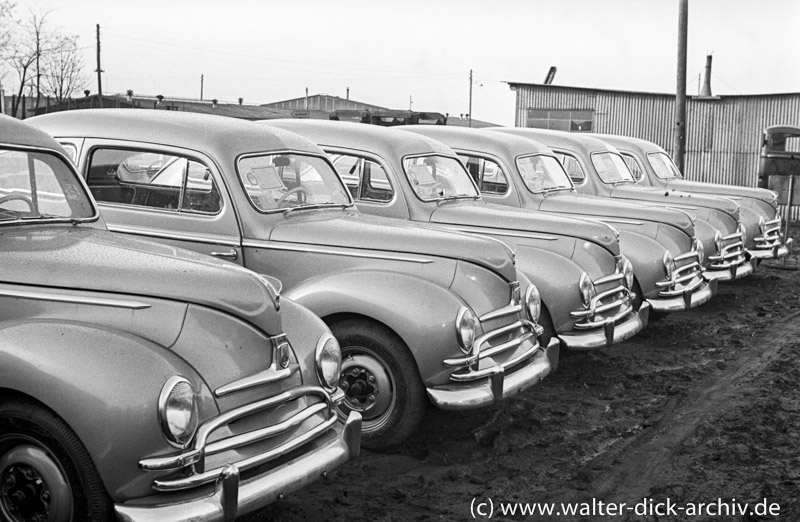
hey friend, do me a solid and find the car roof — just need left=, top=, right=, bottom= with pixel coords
left=592, top=133, right=664, bottom=155
left=28, top=109, right=325, bottom=159
left=489, top=127, right=619, bottom=157
left=0, top=114, right=69, bottom=154
left=263, top=119, right=456, bottom=160
left=400, top=124, right=554, bottom=160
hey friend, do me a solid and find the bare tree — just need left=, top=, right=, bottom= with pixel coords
left=42, top=35, right=86, bottom=104
left=3, top=8, right=60, bottom=117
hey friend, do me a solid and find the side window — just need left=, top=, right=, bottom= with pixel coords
left=622, top=153, right=644, bottom=181
left=331, top=154, right=361, bottom=198
left=360, top=160, right=392, bottom=201
left=458, top=153, right=508, bottom=194
left=556, top=153, right=585, bottom=184
left=87, top=148, right=221, bottom=214
left=329, top=153, right=393, bottom=203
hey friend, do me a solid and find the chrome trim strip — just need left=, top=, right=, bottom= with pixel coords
left=241, top=240, right=434, bottom=264
left=479, top=303, right=522, bottom=322
left=443, top=226, right=559, bottom=241
left=107, top=224, right=241, bottom=248
left=0, top=287, right=151, bottom=310
left=215, top=334, right=296, bottom=397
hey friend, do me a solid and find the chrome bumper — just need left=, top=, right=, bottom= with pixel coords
left=704, top=258, right=756, bottom=282
left=427, top=337, right=559, bottom=410
left=747, top=237, right=793, bottom=260
left=114, top=412, right=362, bottom=522
left=648, top=279, right=717, bottom=313
left=559, top=301, right=650, bottom=351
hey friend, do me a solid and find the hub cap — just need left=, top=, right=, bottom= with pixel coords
left=0, top=441, right=72, bottom=522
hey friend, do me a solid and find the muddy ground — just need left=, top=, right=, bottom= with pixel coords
left=247, top=227, right=800, bottom=522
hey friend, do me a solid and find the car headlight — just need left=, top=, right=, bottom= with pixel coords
left=315, top=333, right=342, bottom=392
left=456, top=306, right=479, bottom=354
left=524, top=283, right=542, bottom=322
left=158, top=376, right=199, bottom=448
left=662, top=251, right=676, bottom=279
left=692, top=236, right=705, bottom=265
left=737, top=222, right=747, bottom=246
left=714, top=230, right=725, bottom=255
left=617, top=256, right=634, bottom=289
left=578, top=272, right=596, bottom=307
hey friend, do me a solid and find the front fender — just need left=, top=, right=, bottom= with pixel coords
left=0, top=319, right=215, bottom=503
left=513, top=245, right=583, bottom=334
left=283, top=269, right=466, bottom=386
left=618, top=230, right=667, bottom=300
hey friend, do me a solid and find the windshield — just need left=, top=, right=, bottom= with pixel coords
left=402, top=155, right=479, bottom=201
left=517, top=154, right=574, bottom=192
left=0, top=148, right=95, bottom=223
left=237, top=152, right=351, bottom=212
left=647, top=151, right=683, bottom=180
left=591, top=152, right=635, bottom=184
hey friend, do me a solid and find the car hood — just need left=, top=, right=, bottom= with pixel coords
left=2, top=226, right=281, bottom=334
left=609, top=184, right=740, bottom=218
left=538, top=192, right=694, bottom=236
left=269, top=210, right=517, bottom=282
left=663, top=179, right=776, bottom=206
left=428, top=200, right=619, bottom=255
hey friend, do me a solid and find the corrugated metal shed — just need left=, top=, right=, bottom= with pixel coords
left=262, top=94, right=387, bottom=113
left=507, top=82, right=800, bottom=219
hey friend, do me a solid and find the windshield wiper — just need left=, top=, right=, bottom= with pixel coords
left=283, top=202, right=352, bottom=216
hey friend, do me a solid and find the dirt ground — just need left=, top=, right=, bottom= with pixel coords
left=246, top=227, right=800, bottom=522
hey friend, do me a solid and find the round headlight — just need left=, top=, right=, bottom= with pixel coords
left=714, top=230, right=725, bottom=255
left=158, top=376, right=199, bottom=448
left=692, top=236, right=705, bottom=265
left=662, top=250, right=676, bottom=279
left=316, top=334, right=342, bottom=391
left=578, top=272, right=596, bottom=307
left=524, top=283, right=541, bottom=322
left=456, top=306, right=479, bottom=354
left=617, top=257, right=634, bottom=289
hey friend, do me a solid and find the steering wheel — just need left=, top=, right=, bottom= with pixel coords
left=0, top=194, right=34, bottom=210
left=276, top=186, right=307, bottom=206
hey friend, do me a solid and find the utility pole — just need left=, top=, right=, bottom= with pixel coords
left=673, top=0, right=688, bottom=173
left=468, top=69, right=473, bottom=128
left=96, top=24, right=103, bottom=108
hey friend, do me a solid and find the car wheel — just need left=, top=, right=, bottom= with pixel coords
left=330, top=319, right=427, bottom=450
left=0, top=397, right=113, bottom=522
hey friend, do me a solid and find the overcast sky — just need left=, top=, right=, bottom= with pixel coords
left=7, top=0, right=800, bottom=125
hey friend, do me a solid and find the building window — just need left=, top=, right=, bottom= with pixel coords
left=526, top=109, right=593, bottom=132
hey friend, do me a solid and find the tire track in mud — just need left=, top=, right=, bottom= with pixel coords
left=587, top=308, right=800, bottom=509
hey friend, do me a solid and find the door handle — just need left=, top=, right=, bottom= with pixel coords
left=211, top=249, right=239, bottom=261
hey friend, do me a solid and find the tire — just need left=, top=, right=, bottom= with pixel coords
left=329, top=319, right=427, bottom=450
left=631, top=277, right=645, bottom=313
left=0, top=397, right=113, bottom=522
left=537, top=305, right=557, bottom=349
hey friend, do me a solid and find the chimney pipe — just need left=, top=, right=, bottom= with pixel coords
left=238, top=97, right=243, bottom=105
left=699, top=54, right=713, bottom=97
left=212, top=98, right=218, bottom=109
left=346, top=87, right=350, bottom=100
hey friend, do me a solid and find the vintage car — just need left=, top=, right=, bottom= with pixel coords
left=0, top=114, right=360, bottom=521
left=492, top=128, right=755, bottom=282
left=594, top=132, right=792, bottom=260
left=401, top=125, right=715, bottom=316
left=29, top=109, right=556, bottom=451
left=265, top=119, right=649, bottom=353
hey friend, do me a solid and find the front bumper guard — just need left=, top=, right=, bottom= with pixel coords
left=427, top=337, right=559, bottom=410
left=114, top=411, right=362, bottom=522
left=704, top=258, right=756, bottom=282
left=748, top=237, right=793, bottom=260
left=648, top=278, right=717, bottom=313
left=559, top=301, right=650, bottom=351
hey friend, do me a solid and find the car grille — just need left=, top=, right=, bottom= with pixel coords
left=443, top=281, right=541, bottom=382
left=655, top=250, right=705, bottom=297
left=138, top=386, right=338, bottom=492
left=569, top=270, right=633, bottom=330
left=707, top=228, right=747, bottom=270
left=753, top=216, right=783, bottom=251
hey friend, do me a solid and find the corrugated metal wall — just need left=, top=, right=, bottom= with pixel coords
left=511, top=84, right=800, bottom=220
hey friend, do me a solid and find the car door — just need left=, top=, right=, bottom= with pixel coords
left=69, top=138, right=244, bottom=265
